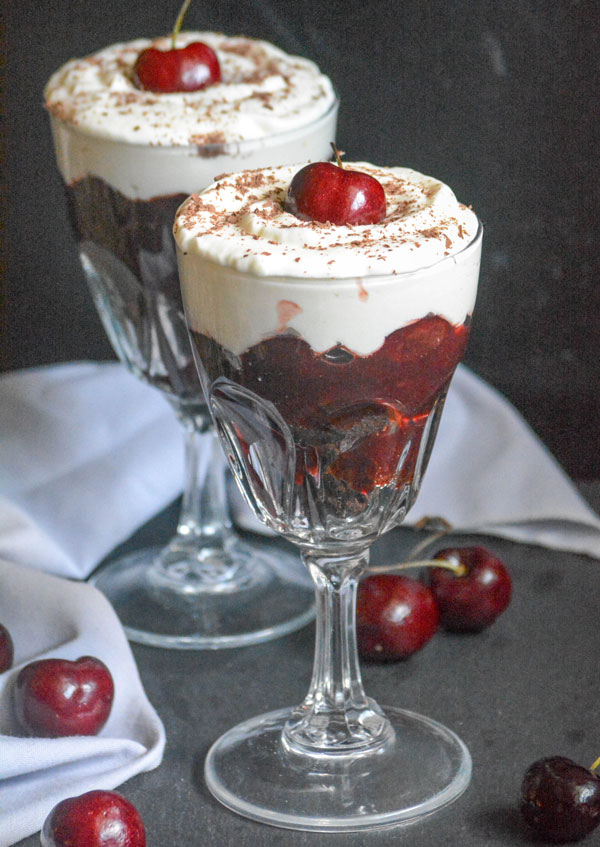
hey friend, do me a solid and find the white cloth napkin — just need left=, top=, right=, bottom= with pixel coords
left=0, top=557, right=165, bottom=847
left=410, top=366, right=600, bottom=553
left=1, top=361, right=599, bottom=581
left=0, top=362, right=184, bottom=579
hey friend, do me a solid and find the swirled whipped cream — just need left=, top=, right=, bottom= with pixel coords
left=44, top=32, right=336, bottom=146
left=174, top=163, right=478, bottom=278
left=175, top=163, right=482, bottom=356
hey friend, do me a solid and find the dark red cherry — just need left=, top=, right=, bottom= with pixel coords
left=41, top=790, right=146, bottom=847
left=520, top=756, right=600, bottom=842
left=0, top=623, right=14, bottom=672
left=356, top=574, right=439, bottom=660
left=14, top=656, right=114, bottom=737
left=429, top=546, right=512, bottom=632
left=285, top=157, right=386, bottom=226
left=134, top=42, right=221, bottom=93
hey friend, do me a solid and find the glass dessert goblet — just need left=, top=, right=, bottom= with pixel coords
left=45, top=33, right=338, bottom=649
left=177, top=171, right=483, bottom=828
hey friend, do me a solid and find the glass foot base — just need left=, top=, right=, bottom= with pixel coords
left=89, top=539, right=314, bottom=649
left=205, top=706, right=471, bottom=832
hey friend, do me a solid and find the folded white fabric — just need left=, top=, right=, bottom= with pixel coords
left=0, top=362, right=184, bottom=579
left=0, top=557, right=165, bottom=847
left=409, top=366, right=600, bottom=554
left=1, top=361, right=599, bottom=584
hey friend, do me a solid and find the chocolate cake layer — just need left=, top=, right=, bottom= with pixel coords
left=66, top=176, right=202, bottom=402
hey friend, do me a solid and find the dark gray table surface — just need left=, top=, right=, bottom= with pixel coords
left=14, top=483, right=600, bottom=847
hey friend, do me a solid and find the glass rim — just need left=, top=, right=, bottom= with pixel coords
left=178, top=216, right=483, bottom=287
left=47, top=96, right=339, bottom=154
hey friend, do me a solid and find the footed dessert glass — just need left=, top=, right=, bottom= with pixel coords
left=47, top=102, right=338, bottom=649
left=178, top=222, right=483, bottom=830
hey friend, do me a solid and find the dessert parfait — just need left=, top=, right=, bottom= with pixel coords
left=44, top=27, right=337, bottom=649
left=176, top=162, right=480, bottom=548
left=45, top=30, right=337, bottom=413
left=175, top=160, right=482, bottom=830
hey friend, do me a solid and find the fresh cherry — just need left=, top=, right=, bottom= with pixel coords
left=133, top=0, right=220, bottom=93
left=520, top=756, right=600, bottom=843
left=41, top=789, right=145, bottom=847
left=0, top=622, right=14, bottom=672
left=14, top=656, right=114, bottom=737
left=285, top=146, right=386, bottom=226
left=356, top=574, right=439, bottom=660
left=134, top=41, right=221, bottom=93
left=429, top=546, right=512, bottom=632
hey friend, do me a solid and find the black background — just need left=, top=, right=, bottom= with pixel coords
left=3, top=0, right=599, bottom=477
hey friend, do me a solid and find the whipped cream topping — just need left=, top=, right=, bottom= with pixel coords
left=44, top=32, right=336, bottom=147
left=176, top=163, right=482, bottom=356
left=174, top=163, right=479, bottom=278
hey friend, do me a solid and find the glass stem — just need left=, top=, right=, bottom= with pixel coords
left=173, top=422, right=233, bottom=551
left=283, top=548, right=392, bottom=755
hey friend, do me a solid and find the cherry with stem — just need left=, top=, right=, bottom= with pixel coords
left=134, top=0, right=221, bottom=93
left=284, top=144, right=387, bottom=226
left=365, top=518, right=512, bottom=636
left=521, top=755, right=600, bottom=842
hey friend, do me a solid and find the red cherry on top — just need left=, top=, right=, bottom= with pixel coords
left=134, top=41, right=221, bottom=93
left=42, top=790, right=146, bottom=847
left=285, top=146, right=387, bottom=226
left=429, top=546, right=512, bottom=632
left=356, top=574, right=439, bottom=661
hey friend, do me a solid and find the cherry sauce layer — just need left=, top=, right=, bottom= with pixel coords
left=191, top=314, right=469, bottom=517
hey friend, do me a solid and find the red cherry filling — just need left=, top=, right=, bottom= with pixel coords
left=192, top=314, right=468, bottom=502
left=14, top=655, right=114, bottom=737
left=520, top=756, right=600, bottom=843
left=134, top=41, right=221, bottom=93
left=356, top=574, right=439, bottom=660
left=429, top=546, right=512, bottom=632
left=0, top=622, right=14, bottom=672
left=42, top=790, right=146, bottom=847
left=285, top=157, right=386, bottom=226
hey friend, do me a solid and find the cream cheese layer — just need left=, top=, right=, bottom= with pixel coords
left=175, top=163, right=481, bottom=356
left=175, top=163, right=478, bottom=278
left=45, top=33, right=336, bottom=147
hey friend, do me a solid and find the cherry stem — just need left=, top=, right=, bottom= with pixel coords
left=366, top=516, right=459, bottom=577
left=590, top=756, right=600, bottom=774
left=330, top=142, right=345, bottom=169
left=367, top=558, right=467, bottom=577
left=406, top=516, right=453, bottom=562
left=172, top=0, right=193, bottom=49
